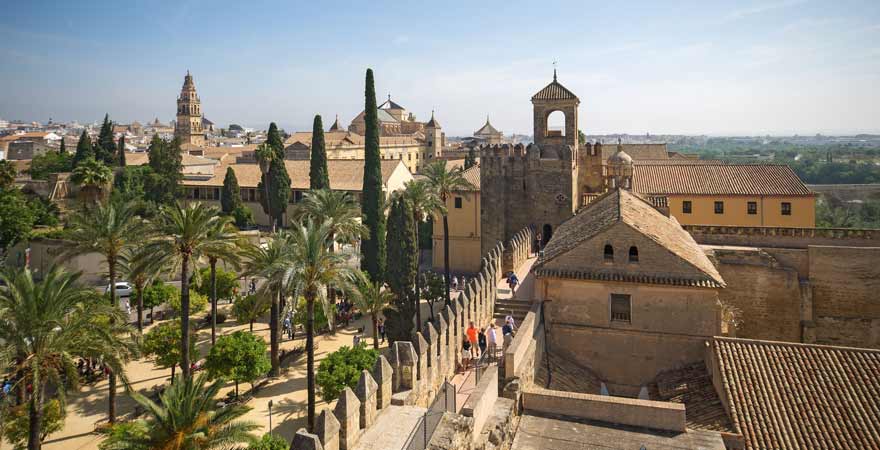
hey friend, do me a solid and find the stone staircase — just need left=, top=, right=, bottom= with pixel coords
left=494, top=294, right=531, bottom=323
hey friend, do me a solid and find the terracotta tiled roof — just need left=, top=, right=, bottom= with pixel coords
left=539, top=189, right=725, bottom=288
left=285, top=131, right=364, bottom=148
left=633, top=158, right=722, bottom=165
left=531, top=78, right=578, bottom=101
left=633, top=164, right=814, bottom=196
left=712, top=337, right=880, bottom=450
left=124, top=152, right=218, bottom=167
left=182, top=159, right=407, bottom=191
left=650, top=362, right=735, bottom=433
left=460, top=165, right=479, bottom=191
left=599, top=143, right=669, bottom=160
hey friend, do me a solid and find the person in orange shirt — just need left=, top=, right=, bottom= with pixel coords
left=466, top=321, right=479, bottom=358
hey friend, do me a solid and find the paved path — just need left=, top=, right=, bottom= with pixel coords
left=353, top=405, right=427, bottom=450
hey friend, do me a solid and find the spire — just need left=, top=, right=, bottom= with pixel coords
left=329, top=114, right=342, bottom=132
left=553, top=68, right=557, bottom=82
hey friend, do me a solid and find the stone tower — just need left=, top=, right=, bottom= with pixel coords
left=175, top=71, right=205, bottom=147
left=424, top=110, right=443, bottom=157
left=480, top=72, right=580, bottom=253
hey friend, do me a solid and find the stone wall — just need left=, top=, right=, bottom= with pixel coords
left=501, top=226, right=534, bottom=275
left=686, top=224, right=880, bottom=249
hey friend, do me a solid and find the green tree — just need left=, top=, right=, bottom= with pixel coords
left=243, top=236, right=291, bottom=375
left=249, top=434, right=288, bottom=450
left=60, top=200, right=145, bottom=423
left=27, top=151, right=73, bottom=180
left=393, top=179, right=443, bottom=327
left=204, top=331, right=271, bottom=396
left=350, top=271, right=395, bottom=349
left=141, top=202, right=233, bottom=379
left=98, top=373, right=259, bottom=450
left=232, top=294, right=271, bottom=332
left=116, top=135, right=126, bottom=167
left=142, top=280, right=178, bottom=323
left=424, top=160, right=470, bottom=307
left=464, top=147, right=477, bottom=169
left=0, top=191, right=35, bottom=253
left=286, top=219, right=355, bottom=431
left=384, top=197, right=418, bottom=342
left=309, top=115, right=330, bottom=190
left=169, top=290, right=208, bottom=316
left=145, top=134, right=183, bottom=205
left=58, top=136, right=66, bottom=154
left=0, top=266, right=136, bottom=450
left=73, top=129, right=94, bottom=167
left=254, top=143, right=275, bottom=230
left=266, top=122, right=284, bottom=159
left=257, top=158, right=290, bottom=230
left=360, top=68, right=386, bottom=283
left=0, top=160, right=15, bottom=188
left=192, top=267, right=239, bottom=303
left=420, top=271, right=446, bottom=322
left=315, top=344, right=378, bottom=402
left=198, top=225, right=242, bottom=345
left=70, top=157, right=112, bottom=203
left=220, top=167, right=241, bottom=215
left=3, top=399, right=65, bottom=450
left=121, top=249, right=160, bottom=332
left=95, top=113, right=116, bottom=165
left=142, top=320, right=196, bottom=379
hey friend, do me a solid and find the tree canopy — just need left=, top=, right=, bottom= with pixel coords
left=360, top=68, right=386, bottom=282
left=309, top=115, right=330, bottom=190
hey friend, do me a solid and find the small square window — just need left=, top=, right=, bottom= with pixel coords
left=747, top=201, right=757, bottom=215
left=610, top=294, right=631, bottom=323
left=454, top=197, right=463, bottom=209
left=714, top=201, right=724, bottom=214
left=682, top=201, right=692, bottom=214
left=782, top=202, right=792, bottom=215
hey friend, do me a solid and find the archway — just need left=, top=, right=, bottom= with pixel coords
left=546, top=110, right=566, bottom=137
left=541, top=224, right=553, bottom=247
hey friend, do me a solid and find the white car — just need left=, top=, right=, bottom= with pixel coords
left=105, top=282, right=133, bottom=298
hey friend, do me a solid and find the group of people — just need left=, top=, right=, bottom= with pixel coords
left=460, top=315, right=517, bottom=371
left=451, top=275, right=469, bottom=291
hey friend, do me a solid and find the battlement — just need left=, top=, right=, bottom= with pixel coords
left=291, top=237, right=518, bottom=450
left=685, top=224, right=880, bottom=249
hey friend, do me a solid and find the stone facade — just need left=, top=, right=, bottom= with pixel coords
left=175, top=71, right=205, bottom=147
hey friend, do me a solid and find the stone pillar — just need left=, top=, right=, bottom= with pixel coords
left=437, top=315, right=448, bottom=381
left=292, top=428, right=324, bottom=450
left=412, top=332, right=429, bottom=394
left=333, top=387, right=361, bottom=450
left=453, top=298, right=465, bottom=368
left=423, top=322, right=439, bottom=388
left=315, top=409, right=340, bottom=450
left=371, top=355, right=393, bottom=410
left=355, top=370, right=378, bottom=429
left=479, top=273, right=489, bottom=321
left=389, top=341, right=417, bottom=391
left=467, top=285, right=477, bottom=324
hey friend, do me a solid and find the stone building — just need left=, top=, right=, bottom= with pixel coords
left=473, top=116, right=503, bottom=145
left=174, top=71, right=205, bottom=147
left=431, top=164, right=482, bottom=273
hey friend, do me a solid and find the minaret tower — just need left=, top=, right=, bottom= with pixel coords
left=175, top=70, right=205, bottom=147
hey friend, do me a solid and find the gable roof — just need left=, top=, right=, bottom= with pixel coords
left=633, top=164, right=814, bottom=196
left=712, top=337, right=880, bottom=450
left=460, top=165, right=480, bottom=191
left=538, top=189, right=724, bottom=287
left=379, top=98, right=405, bottom=110
left=600, top=143, right=669, bottom=160
left=531, top=75, right=578, bottom=102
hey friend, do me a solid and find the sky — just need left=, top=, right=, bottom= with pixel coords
left=1, top=0, right=879, bottom=136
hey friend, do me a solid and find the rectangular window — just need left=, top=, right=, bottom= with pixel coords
left=610, top=294, right=631, bottom=323
left=747, top=201, right=757, bottom=215
left=782, top=202, right=792, bottom=215
left=714, top=201, right=724, bottom=214
left=682, top=200, right=692, bottom=214
left=454, top=197, right=463, bottom=209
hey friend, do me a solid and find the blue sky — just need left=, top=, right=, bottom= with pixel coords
left=1, top=0, right=878, bottom=135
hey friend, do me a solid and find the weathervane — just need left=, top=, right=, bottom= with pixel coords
left=553, top=60, right=557, bottom=81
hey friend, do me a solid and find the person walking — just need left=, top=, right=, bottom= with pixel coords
left=478, top=327, right=487, bottom=358
left=452, top=276, right=459, bottom=291
left=507, top=273, right=519, bottom=294
left=466, top=321, right=479, bottom=358
left=487, top=323, right=498, bottom=361
left=461, top=338, right=472, bottom=371
left=378, top=318, right=386, bottom=343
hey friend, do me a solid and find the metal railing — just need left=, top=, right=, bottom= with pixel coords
left=474, top=349, right=491, bottom=383
left=402, top=380, right=457, bottom=450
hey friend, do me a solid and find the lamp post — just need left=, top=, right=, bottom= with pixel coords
left=268, top=399, right=274, bottom=435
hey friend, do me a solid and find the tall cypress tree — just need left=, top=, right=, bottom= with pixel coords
left=384, top=197, right=417, bottom=342
left=309, top=115, right=329, bottom=190
left=267, top=122, right=285, bottom=159
left=361, top=68, right=386, bottom=282
left=257, top=157, right=290, bottom=229
left=59, top=137, right=66, bottom=155
left=73, top=129, right=94, bottom=167
left=117, top=135, right=126, bottom=167
left=96, top=113, right=116, bottom=164
left=221, top=166, right=241, bottom=214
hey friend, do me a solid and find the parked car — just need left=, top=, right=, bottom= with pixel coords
left=105, top=281, right=133, bottom=298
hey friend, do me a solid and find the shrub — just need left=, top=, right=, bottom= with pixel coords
left=143, top=281, right=178, bottom=318
left=249, top=433, right=289, bottom=450
left=315, top=344, right=378, bottom=401
left=142, top=320, right=196, bottom=378
left=205, top=331, right=271, bottom=396
left=169, top=290, right=208, bottom=316
left=3, top=399, right=65, bottom=448
left=192, top=267, right=239, bottom=301
left=232, top=294, right=271, bottom=332
left=293, top=296, right=329, bottom=333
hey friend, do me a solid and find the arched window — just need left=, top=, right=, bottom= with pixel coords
left=604, top=244, right=614, bottom=262
left=629, top=246, right=639, bottom=263
left=546, top=110, right=566, bottom=137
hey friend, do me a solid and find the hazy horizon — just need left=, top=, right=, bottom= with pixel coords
left=2, top=0, right=878, bottom=136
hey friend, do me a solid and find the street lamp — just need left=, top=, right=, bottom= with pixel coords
left=269, top=400, right=272, bottom=434
left=268, top=399, right=274, bottom=435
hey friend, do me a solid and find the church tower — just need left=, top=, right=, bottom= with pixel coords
left=175, top=71, right=205, bottom=147
left=424, top=110, right=444, bottom=157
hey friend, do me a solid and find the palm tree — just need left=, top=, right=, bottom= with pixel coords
left=393, top=179, right=444, bottom=326
left=99, top=373, right=259, bottom=450
left=201, top=222, right=243, bottom=345
left=70, top=157, right=112, bottom=203
left=350, top=271, right=395, bottom=349
left=141, top=202, right=234, bottom=379
left=0, top=266, right=137, bottom=450
left=423, top=160, right=471, bottom=307
left=60, top=200, right=145, bottom=423
left=122, top=248, right=161, bottom=332
left=284, top=219, right=354, bottom=432
left=242, top=235, right=292, bottom=376
left=292, top=189, right=367, bottom=330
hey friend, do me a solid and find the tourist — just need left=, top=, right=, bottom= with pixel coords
left=535, top=233, right=542, bottom=254
left=452, top=276, right=459, bottom=291
left=507, top=273, right=519, bottom=293
left=283, top=315, right=293, bottom=340
left=353, top=334, right=361, bottom=347
left=378, top=318, right=386, bottom=343
left=502, top=331, right=513, bottom=355
left=466, top=321, right=479, bottom=357
left=249, top=279, right=257, bottom=294
left=487, top=323, right=497, bottom=361
left=505, top=315, right=517, bottom=332
left=478, top=327, right=487, bottom=357
left=461, top=338, right=472, bottom=371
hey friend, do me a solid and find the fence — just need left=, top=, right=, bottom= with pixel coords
left=402, top=380, right=457, bottom=450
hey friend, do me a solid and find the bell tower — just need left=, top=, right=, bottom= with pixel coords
left=531, top=69, right=579, bottom=153
left=175, top=70, right=205, bottom=147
